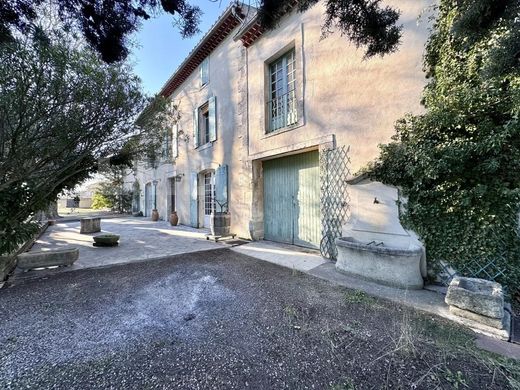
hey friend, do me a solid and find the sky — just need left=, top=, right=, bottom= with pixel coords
left=130, top=0, right=233, bottom=96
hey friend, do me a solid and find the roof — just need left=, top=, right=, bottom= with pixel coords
left=159, top=3, right=248, bottom=98
left=235, top=1, right=297, bottom=48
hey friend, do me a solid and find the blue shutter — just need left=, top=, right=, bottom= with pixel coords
left=208, top=96, right=217, bottom=142
left=193, top=108, right=199, bottom=148
left=215, top=164, right=228, bottom=212
left=190, top=172, right=198, bottom=227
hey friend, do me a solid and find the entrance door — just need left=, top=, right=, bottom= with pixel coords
left=202, top=171, right=214, bottom=228
left=263, top=151, right=320, bottom=248
left=144, top=182, right=153, bottom=217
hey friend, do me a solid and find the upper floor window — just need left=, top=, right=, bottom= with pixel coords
left=193, top=96, right=217, bottom=148
left=200, top=57, right=209, bottom=87
left=267, top=49, right=297, bottom=133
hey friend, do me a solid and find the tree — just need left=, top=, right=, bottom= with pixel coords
left=94, top=164, right=133, bottom=213
left=1, top=1, right=402, bottom=63
left=0, top=32, right=152, bottom=255
left=0, top=0, right=202, bottom=63
left=259, top=0, right=402, bottom=58
left=370, top=0, right=520, bottom=291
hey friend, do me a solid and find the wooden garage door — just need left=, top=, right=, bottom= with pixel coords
left=263, top=151, right=320, bottom=248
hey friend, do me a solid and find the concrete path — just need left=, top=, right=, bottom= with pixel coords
left=12, top=217, right=222, bottom=282
left=231, top=240, right=327, bottom=272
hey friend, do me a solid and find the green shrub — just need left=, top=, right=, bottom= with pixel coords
left=91, top=193, right=112, bottom=210
left=371, top=0, right=520, bottom=292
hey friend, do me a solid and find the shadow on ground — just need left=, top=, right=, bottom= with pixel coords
left=0, top=249, right=518, bottom=389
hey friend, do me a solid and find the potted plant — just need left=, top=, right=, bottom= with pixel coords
left=151, top=209, right=159, bottom=221
left=210, top=201, right=230, bottom=236
left=169, top=210, right=179, bottom=226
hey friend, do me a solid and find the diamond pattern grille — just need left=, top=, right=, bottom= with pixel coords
left=320, top=145, right=351, bottom=260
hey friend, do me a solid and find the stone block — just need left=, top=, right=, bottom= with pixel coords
left=0, top=255, right=16, bottom=280
left=17, top=248, right=79, bottom=270
left=80, top=217, right=101, bottom=234
left=449, top=306, right=506, bottom=330
left=445, top=277, right=504, bottom=319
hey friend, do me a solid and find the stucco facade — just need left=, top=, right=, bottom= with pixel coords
left=128, top=1, right=431, bottom=242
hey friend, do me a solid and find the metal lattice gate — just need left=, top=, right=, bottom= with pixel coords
left=320, top=145, right=351, bottom=260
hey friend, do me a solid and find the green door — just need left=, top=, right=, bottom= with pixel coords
left=263, top=151, right=320, bottom=248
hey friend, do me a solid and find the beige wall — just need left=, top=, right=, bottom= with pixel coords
left=247, top=0, right=430, bottom=173
left=130, top=0, right=432, bottom=240
left=162, top=30, right=252, bottom=237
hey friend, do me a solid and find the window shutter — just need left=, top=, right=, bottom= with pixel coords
left=214, top=164, right=228, bottom=212
left=208, top=96, right=217, bottom=142
left=190, top=172, right=198, bottom=227
left=172, top=123, right=178, bottom=159
left=193, top=108, right=199, bottom=148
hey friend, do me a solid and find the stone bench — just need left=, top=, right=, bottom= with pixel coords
left=80, top=217, right=101, bottom=234
left=17, top=248, right=79, bottom=270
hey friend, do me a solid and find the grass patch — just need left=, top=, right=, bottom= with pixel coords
left=330, top=378, right=355, bottom=390
left=344, top=290, right=378, bottom=306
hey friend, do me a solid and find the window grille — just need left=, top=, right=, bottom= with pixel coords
left=267, top=49, right=297, bottom=132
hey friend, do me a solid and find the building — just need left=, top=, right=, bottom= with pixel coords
left=128, top=0, right=430, bottom=249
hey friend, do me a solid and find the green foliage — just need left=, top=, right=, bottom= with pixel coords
left=371, top=0, right=520, bottom=291
left=0, top=0, right=201, bottom=63
left=91, top=193, right=113, bottom=210
left=260, top=0, right=402, bottom=58
left=0, top=29, right=149, bottom=255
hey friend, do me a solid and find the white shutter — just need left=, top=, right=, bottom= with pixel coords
left=193, top=108, right=199, bottom=148
left=208, top=96, right=217, bottom=142
left=190, top=172, right=198, bottom=227
left=172, top=123, right=178, bottom=159
left=200, top=57, right=209, bottom=87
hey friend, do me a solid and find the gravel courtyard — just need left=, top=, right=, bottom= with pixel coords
left=1, top=249, right=518, bottom=389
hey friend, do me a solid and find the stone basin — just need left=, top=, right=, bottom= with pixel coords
left=445, top=277, right=504, bottom=319
left=17, top=248, right=79, bottom=270
left=93, top=234, right=120, bottom=247
left=335, top=237, right=424, bottom=289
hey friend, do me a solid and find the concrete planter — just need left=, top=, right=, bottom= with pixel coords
left=335, top=237, right=424, bottom=289
left=17, top=248, right=79, bottom=270
left=93, top=234, right=120, bottom=247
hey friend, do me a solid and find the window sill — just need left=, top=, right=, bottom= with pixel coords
left=196, top=142, right=213, bottom=151
left=262, top=122, right=303, bottom=139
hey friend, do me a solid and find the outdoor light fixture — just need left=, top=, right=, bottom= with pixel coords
left=175, top=174, right=184, bottom=182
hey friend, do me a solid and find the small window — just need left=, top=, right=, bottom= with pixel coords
left=200, top=57, right=209, bottom=87
left=267, top=49, right=297, bottom=133
left=193, top=96, right=217, bottom=148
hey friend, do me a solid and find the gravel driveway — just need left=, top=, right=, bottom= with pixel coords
left=0, top=249, right=517, bottom=389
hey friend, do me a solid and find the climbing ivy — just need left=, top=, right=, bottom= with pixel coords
left=370, top=0, right=520, bottom=292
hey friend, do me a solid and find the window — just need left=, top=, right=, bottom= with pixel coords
left=204, top=172, right=215, bottom=216
left=161, top=129, right=172, bottom=161
left=193, top=96, right=217, bottom=148
left=200, top=57, right=209, bottom=87
left=267, top=49, right=297, bottom=133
